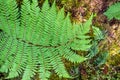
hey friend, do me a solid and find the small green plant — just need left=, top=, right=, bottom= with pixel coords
left=88, top=26, right=108, bottom=67
left=104, top=2, right=120, bottom=20
left=0, top=0, right=95, bottom=80
left=86, top=26, right=105, bottom=59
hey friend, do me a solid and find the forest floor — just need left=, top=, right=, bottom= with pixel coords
left=0, top=0, right=120, bottom=80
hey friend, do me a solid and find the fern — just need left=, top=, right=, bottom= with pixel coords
left=0, top=0, right=94, bottom=80
left=104, top=2, right=120, bottom=20
left=86, top=26, right=105, bottom=59
left=94, top=52, right=109, bottom=67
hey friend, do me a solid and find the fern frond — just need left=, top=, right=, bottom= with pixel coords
left=38, top=48, right=51, bottom=80
left=70, top=14, right=94, bottom=51
left=94, top=52, right=109, bottom=67
left=49, top=48, right=70, bottom=78
left=22, top=46, right=38, bottom=80
left=82, top=14, right=94, bottom=34
left=0, top=36, right=17, bottom=73
left=104, top=2, right=120, bottom=20
left=0, top=0, right=95, bottom=80
left=7, top=41, right=27, bottom=78
left=19, top=0, right=32, bottom=40
left=0, top=32, right=9, bottom=58
left=86, top=26, right=105, bottom=59
left=0, top=0, right=19, bottom=37
left=58, top=45, right=87, bottom=63
left=60, top=13, right=73, bottom=44
left=41, top=0, right=50, bottom=12
left=40, top=1, right=57, bottom=46
left=92, top=26, right=104, bottom=40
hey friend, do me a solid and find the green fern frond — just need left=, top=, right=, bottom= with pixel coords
left=41, top=0, right=50, bottom=12
left=58, top=45, right=87, bottom=63
left=70, top=14, right=93, bottom=51
left=22, top=46, right=38, bottom=80
left=92, top=26, right=104, bottom=40
left=1, top=0, right=19, bottom=36
left=38, top=48, right=52, bottom=80
left=82, top=14, right=94, bottom=34
left=86, top=26, right=105, bottom=59
left=104, top=2, right=120, bottom=20
left=94, top=52, right=109, bottom=67
left=49, top=49, right=70, bottom=78
left=7, top=41, right=28, bottom=78
left=0, top=37, right=17, bottom=73
left=0, top=0, right=94, bottom=80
